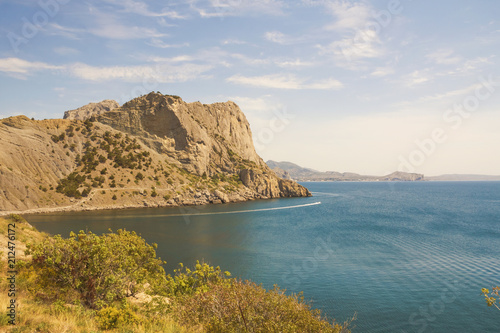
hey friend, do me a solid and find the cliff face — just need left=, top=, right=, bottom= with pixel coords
left=64, top=100, right=119, bottom=120
left=97, top=93, right=262, bottom=175
left=0, top=93, right=310, bottom=214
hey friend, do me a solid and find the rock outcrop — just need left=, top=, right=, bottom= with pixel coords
left=64, top=100, right=119, bottom=120
left=0, top=93, right=310, bottom=214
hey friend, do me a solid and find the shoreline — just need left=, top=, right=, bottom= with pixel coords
left=0, top=193, right=310, bottom=217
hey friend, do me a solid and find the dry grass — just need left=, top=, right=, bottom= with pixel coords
left=0, top=215, right=48, bottom=262
left=0, top=288, right=191, bottom=333
left=0, top=216, right=188, bottom=333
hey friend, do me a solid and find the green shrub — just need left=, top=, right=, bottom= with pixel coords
left=56, top=172, right=86, bottom=198
left=24, top=229, right=166, bottom=309
left=165, top=261, right=231, bottom=297
left=96, top=306, right=140, bottom=330
left=8, top=214, right=26, bottom=223
left=175, top=279, right=351, bottom=333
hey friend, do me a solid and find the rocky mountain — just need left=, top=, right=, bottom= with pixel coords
left=64, top=100, right=119, bottom=120
left=267, top=160, right=424, bottom=181
left=0, top=93, right=310, bottom=215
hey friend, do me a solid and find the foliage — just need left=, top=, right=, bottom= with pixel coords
left=482, top=287, right=500, bottom=310
left=51, top=132, right=65, bottom=143
left=55, top=172, right=86, bottom=198
left=24, top=229, right=166, bottom=309
left=96, top=305, right=140, bottom=330
left=165, top=261, right=232, bottom=297
left=174, top=278, right=352, bottom=333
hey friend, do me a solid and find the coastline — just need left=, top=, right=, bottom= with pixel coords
left=0, top=190, right=310, bottom=217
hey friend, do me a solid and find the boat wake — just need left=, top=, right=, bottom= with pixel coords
left=153, top=201, right=322, bottom=218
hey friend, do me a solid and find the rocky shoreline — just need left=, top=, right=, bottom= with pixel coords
left=0, top=186, right=308, bottom=217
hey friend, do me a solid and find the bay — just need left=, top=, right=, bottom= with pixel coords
left=27, top=181, right=500, bottom=332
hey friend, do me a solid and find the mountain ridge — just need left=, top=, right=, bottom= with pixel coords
left=0, top=93, right=310, bottom=215
left=267, top=160, right=425, bottom=181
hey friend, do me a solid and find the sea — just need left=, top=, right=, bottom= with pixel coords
left=27, top=181, right=500, bottom=332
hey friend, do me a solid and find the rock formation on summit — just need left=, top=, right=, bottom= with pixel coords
left=64, top=100, right=119, bottom=120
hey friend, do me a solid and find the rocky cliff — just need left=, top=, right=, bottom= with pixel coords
left=64, top=100, right=119, bottom=120
left=0, top=93, right=310, bottom=215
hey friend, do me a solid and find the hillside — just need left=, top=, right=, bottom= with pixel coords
left=0, top=93, right=310, bottom=215
left=267, top=160, right=425, bottom=181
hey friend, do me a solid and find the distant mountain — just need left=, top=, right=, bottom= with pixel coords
left=426, top=174, right=500, bottom=181
left=267, top=160, right=424, bottom=182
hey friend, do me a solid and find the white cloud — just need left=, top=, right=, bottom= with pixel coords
left=222, top=39, right=247, bottom=45
left=311, top=0, right=393, bottom=66
left=192, top=0, right=285, bottom=18
left=228, top=74, right=302, bottom=89
left=54, top=46, right=80, bottom=55
left=418, top=84, right=483, bottom=103
left=319, top=29, right=384, bottom=63
left=427, top=49, right=462, bottom=65
left=68, top=62, right=213, bottom=82
left=227, top=73, right=342, bottom=90
left=46, top=23, right=84, bottom=40
left=323, top=0, right=373, bottom=31
left=146, top=39, right=189, bottom=48
left=264, top=31, right=288, bottom=44
left=148, top=55, right=196, bottom=63
left=307, top=78, right=343, bottom=90
left=404, top=70, right=432, bottom=86
left=370, top=66, right=395, bottom=77
left=275, top=59, right=315, bottom=68
left=49, top=7, right=168, bottom=40
left=0, top=58, right=62, bottom=75
left=102, top=0, right=185, bottom=18
left=0, top=57, right=212, bottom=83
left=230, top=53, right=270, bottom=66
left=457, top=57, right=492, bottom=72
left=88, top=23, right=166, bottom=40
left=47, top=17, right=166, bottom=41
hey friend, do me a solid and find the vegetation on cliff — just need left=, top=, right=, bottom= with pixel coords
left=0, top=215, right=352, bottom=332
left=0, top=92, right=310, bottom=214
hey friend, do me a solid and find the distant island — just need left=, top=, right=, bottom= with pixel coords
left=0, top=92, right=310, bottom=216
left=267, top=161, right=500, bottom=182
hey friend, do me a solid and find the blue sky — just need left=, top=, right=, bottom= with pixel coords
left=0, top=0, right=499, bottom=176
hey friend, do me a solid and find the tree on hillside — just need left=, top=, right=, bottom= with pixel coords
left=25, top=229, right=165, bottom=309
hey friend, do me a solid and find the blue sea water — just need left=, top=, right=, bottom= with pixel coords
left=27, top=181, right=500, bottom=332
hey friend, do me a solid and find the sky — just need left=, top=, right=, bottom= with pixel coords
left=0, top=0, right=499, bottom=176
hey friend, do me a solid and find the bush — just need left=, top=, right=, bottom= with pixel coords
left=24, top=229, right=166, bottom=309
left=174, top=279, right=351, bottom=333
left=96, top=306, right=140, bottom=330
left=56, top=172, right=86, bottom=198
left=165, top=261, right=231, bottom=297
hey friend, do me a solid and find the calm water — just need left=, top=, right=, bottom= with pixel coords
left=27, top=182, right=500, bottom=332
